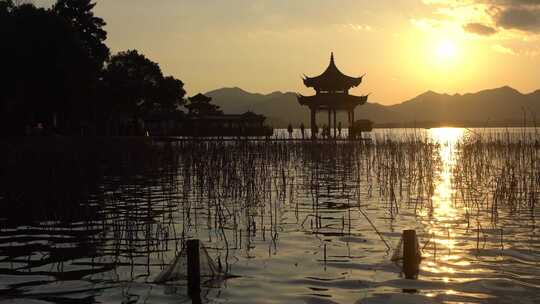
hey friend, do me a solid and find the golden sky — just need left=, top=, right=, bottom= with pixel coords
left=36, top=0, right=540, bottom=105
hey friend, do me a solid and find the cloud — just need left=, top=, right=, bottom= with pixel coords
left=491, top=43, right=540, bottom=56
left=347, top=24, right=374, bottom=32
left=483, top=1, right=540, bottom=33
left=495, top=6, right=540, bottom=32
left=410, top=18, right=448, bottom=31
left=524, top=47, right=540, bottom=56
left=463, top=22, right=498, bottom=35
left=421, top=0, right=540, bottom=34
left=493, top=1, right=540, bottom=5
left=492, top=44, right=517, bottom=54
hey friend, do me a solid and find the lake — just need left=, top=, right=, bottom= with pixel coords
left=1, top=128, right=539, bottom=303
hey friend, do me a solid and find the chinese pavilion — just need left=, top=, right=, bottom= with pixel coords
left=297, top=53, right=368, bottom=139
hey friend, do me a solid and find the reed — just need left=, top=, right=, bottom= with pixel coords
left=1, top=128, right=537, bottom=293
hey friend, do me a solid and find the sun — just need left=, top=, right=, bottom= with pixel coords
left=436, top=40, right=457, bottom=60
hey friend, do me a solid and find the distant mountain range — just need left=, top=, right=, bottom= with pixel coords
left=204, top=86, right=540, bottom=128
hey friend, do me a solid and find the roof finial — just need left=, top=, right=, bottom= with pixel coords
left=330, top=52, right=334, bottom=62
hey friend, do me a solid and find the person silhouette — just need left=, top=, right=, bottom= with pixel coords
left=300, top=123, right=305, bottom=139
left=287, top=123, right=293, bottom=139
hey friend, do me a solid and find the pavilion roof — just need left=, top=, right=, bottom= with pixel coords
left=303, top=53, right=363, bottom=91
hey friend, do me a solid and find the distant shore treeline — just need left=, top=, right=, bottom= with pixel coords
left=1, top=0, right=186, bottom=136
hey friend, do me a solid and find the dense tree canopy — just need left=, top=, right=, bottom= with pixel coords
left=53, top=0, right=109, bottom=70
left=158, top=76, right=187, bottom=113
left=1, top=1, right=186, bottom=136
left=186, top=95, right=223, bottom=116
left=101, top=50, right=185, bottom=118
left=1, top=2, right=91, bottom=134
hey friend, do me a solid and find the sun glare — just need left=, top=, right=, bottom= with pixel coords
left=436, top=40, right=457, bottom=60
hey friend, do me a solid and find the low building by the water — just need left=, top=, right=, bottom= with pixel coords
left=297, top=53, right=370, bottom=139
left=143, top=111, right=185, bottom=136
left=180, top=110, right=273, bottom=137
left=144, top=93, right=273, bottom=137
left=183, top=93, right=272, bottom=137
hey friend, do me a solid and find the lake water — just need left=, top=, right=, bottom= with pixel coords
left=1, top=128, right=539, bottom=303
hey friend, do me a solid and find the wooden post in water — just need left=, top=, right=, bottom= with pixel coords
left=187, top=239, right=201, bottom=297
left=403, top=230, right=419, bottom=279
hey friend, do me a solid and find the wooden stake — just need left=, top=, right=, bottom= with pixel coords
left=403, top=230, right=419, bottom=279
left=187, top=239, right=201, bottom=296
left=323, top=243, right=327, bottom=263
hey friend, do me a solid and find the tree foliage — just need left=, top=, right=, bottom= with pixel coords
left=186, top=96, right=222, bottom=116
left=53, top=0, right=109, bottom=70
left=101, top=50, right=185, bottom=118
left=1, top=3, right=91, bottom=134
left=0, top=1, right=186, bottom=136
left=158, top=76, right=187, bottom=113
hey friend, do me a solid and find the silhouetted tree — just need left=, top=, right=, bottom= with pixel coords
left=0, top=1, right=14, bottom=13
left=51, top=0, right=110, bottom=135
left=53, top=0, right=109, bottom=70
left=100, top=50, right=185, bottom=134
left=1, top=3, right=90, bottom=135
left=0, top=1, right=15, bottom=134
left=156, top=76, right=186, bottom=113
left=0, top=2, right=184, bottom=136
left=102, top=50, right=162, bottom=116
left=186, top=94, right=223, bottom=116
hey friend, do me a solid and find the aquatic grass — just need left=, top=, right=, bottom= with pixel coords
left=1, top=129, right=539, bottom=302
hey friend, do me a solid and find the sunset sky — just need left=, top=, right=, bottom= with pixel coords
left=35, top=0, right=540, bottom=105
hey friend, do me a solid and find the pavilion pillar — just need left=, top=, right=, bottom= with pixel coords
left=327, top=109, right=331, bottom=139
left=310, top=107, right=317, bottom=139
left=351, top=110, right=355, bottom=125
left=333, top=109, right=337, bottom=139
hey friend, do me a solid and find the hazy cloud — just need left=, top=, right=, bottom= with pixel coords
left=492, top=43, right=517, bottom=54
left=495, top=6, right=540, bottom=32
left=347, top=24, right=374, bottom=32
left=464, top=22, right=498, bottom=34
left=410, top=18, right=447, bottom=31
left=492, top=1, right=540, bottom=5
left=422, top=0, right=540, bottom=34
left=482, top=0, right=540, bottom=33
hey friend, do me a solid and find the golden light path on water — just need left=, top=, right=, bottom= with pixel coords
left=421, top=128, right=467, bottom=284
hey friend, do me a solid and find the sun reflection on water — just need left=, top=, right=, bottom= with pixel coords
left=421, top=128, right=466, bottom=279
left=431, top=128, right=464, bottom=222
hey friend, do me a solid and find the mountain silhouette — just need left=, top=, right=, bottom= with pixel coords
left=205, top=86, right=540, bottom=127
